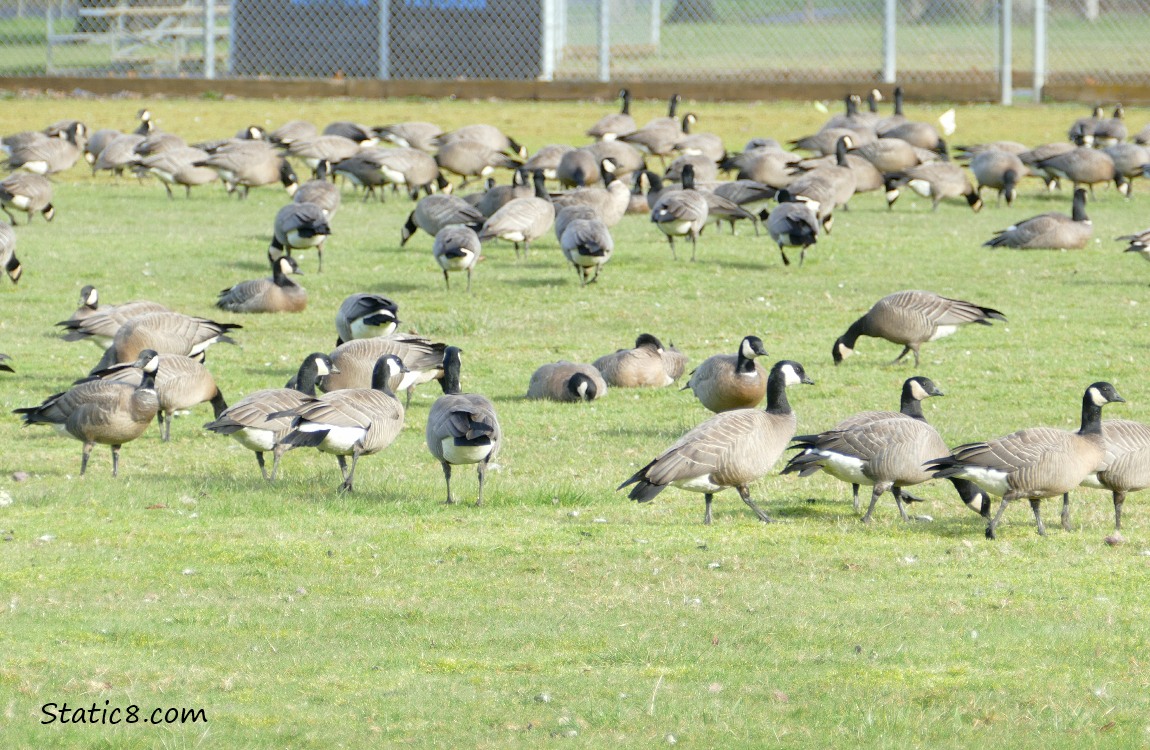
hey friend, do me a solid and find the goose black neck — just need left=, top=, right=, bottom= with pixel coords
left=1072, top=190, right=1089, bottom=222
left=371, top=359, right=399, bottom=396
left=841, top=317, right=868, bottom=348
left=270, top=258, right=291, bottom=286
left=734, top=344, right=758, bottom=374
left=533, top=171, right=549, bottom=200
left=620, top=89, right=631, bottom=115
left=899, top=387, right=927, bottom=421
left=835, top=137, right=850, bottom=167
left=765, top=369, right=793, bottom=415
left=293, top=357, right=324, bottom=396
left=440, top=350, right=462, bottom=395
left=681, top=165, right=696, bottom=190
left=1079, top=391, right=1105, bottom=435
left=138, top=367, right=158, bottom=392
left=893, top=87, right=904, bottom=115
left=845, top=95, right=858, bottom=116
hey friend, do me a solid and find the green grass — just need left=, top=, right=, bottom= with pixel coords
left=3, top=97, right=1150, bottom=747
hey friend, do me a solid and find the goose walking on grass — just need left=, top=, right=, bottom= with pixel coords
left=426, top=347, right=502, bottom=506
left=15, top=350, right=161, bottom=477
left=619, top=361, right=814, bottom=525
left=926, top=382, right=1125, bottom=539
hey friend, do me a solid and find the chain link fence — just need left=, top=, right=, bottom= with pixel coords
left=0, top=0, right=1146, bottom=94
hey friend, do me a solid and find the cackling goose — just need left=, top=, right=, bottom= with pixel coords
left=425, top=347, right=502, bottom=505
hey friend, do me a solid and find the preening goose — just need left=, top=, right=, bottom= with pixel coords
left=425, top=347, right=502, bottom=505
left=82, top=353, right=227, bottom=442
left=832, top=290, right=1006, bottom=367
left=927, top=382, right=1125, bottom=539
left=277, top=354, right=407, bottom=492
left=335, top=293, right=399, bottom=345
left=558, top=207, right=613, bottom=286
left=272, top=201, right=332, bottom=273
left=594, top=333, right=687, bottom=388
left=322, top=334, right=447, bottom=407
left=983, top=188, right=1092, bottom=250
left=526, top=361, right=607, bottom=402
left=196, top=143, right=297, bottom=198
left=765, top=197, right=820, bottom=267
left=98, top=312, right=241, bottom=369
left=204, top=353, right=337, bottom=481
left=683, top=335, right=769, bottom=413
left=619, top=360, right=814, bottom=525
left=14, top=349, right=161, bottom=477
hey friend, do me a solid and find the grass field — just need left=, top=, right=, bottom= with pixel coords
left=4, top=96, right=1150, bottom=747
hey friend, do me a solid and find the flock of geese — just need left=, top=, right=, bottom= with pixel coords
left=3, top=90, right=1150, bottom=540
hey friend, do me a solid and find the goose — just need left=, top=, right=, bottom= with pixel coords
left=587, top=88, right=638, bottom=141
left=197, top=143, right=298, bottom=199
left=926, top=381, right=1125, bottom=539
left=650, top=163, right=708, bottom=260
left=585, top=140, right=647, bottom=184
left=683, top=335, right=769, bottom=413
left=556, top=148, right=603, bottom=188
left=0, top=353, right=11, bottom=373
left=1118, top=227, right=1150, bottom=260
left=884, top=161, right=982, bottom=212
left=134, top=132, right=186, bottom=159
left=619, top=360, right=814, bottom=525
left=98, top=312, right=241, bottom=369
left=0, top=173, right=54, bottom=224
left=216, top=251, right=307, bottom=314
left=425, top=347, right=502, bottom=505
left=792, top=151, right=884, bottom=195
left=433, top=225, right=482, bottom=292
left=277, top=354, right=407, bottom=493
left=522, top=144, right=575, bottom=181
left=1093, top=105, right=1127, bottom=148
left=335, top=293, right=399, bottom=345
left=789, top=135, right=856, bottom=211
left=435, top=140, right=521, bottom=188
left=472, top=167, right=532, bottom=218
left=14, top=349, right=161, bottom=477
left=336, top=148, right=445, bottom=202
left=983, top=188, right=1092, bottom=250
left=322, top=334, right=447, bottom=407
left=1135, top=123, right=1150, bottom=146
left=84, top=128, right=122, bottom=167
left=621, top=112, right=689, bottom=166
left=1068, top=105, right=1106, bottom=146
left=593, top=333, right=687, bottom=388
left=293, top=160, right=341, bottom=217
left=710, top=179, right=777, bottom=208
left=400, top=194, right=483, bottom=247
left=1033, top=148, right=1119, bottom=197
left=1103, top=143, right=1149, bottom=194
left=1081, top=419, right=1150, bottom=531
left=775, top=183, right=835, bottom=236
left=204, top=353, right=337, bottom=481
left=268, top=120, right=318, bottom=147
left=880, top=119, right=944, bottom=153
left=729, top=146, right=801, bottom=189
left=765, top=197, right=820, bottom=267
left=552, top=159, right=630, bottom=227
left=954, top=140, right=1029, bottom=160
left=674, top=113, right=725, bottom=163
left=664, top=153, right=719, bottom=184
left=791, top=126, right=875, bottom=157
left=850, top=137, right=938, bottom=174
left=559, top=212, right=613, bottom=286
left=272, top=201, right=332, bottom=272
left=783, top=378, right=954, bottom=523
left=833, top=290, right=1006, bottom=367
left=81, top=353, right=227, bottom=442
left=92, top=133, right=143, bottom=177
left=526, top=361, right=607, bottom=402
left=436, top=124, right=527, bottom=159
left=969, top=150, right=1026, bottom=206
left=784, top=375, right=979, bottom=513
left=477, top=170, right=554, bottom=258
left=0, top=222, right=20, bottom=284
left=323, top=121, right=376, bottom=146
left=816, top=94, right=873, bottom=136
left=373, top=121, right=443, bottom=152
left=56, top=295, right=170, bottom=350
left=7, top=121, right=83, bottom=174
left=135, top=146, right=218, bottom=199
left=287, top=135, right=362, bottom=176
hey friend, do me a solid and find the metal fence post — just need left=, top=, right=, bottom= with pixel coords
left=378, top=0, right=390, bottom=79
left=597, top=0, right=609, bottom=82
left=882, top=0, right=896, bottom=84
left=204, top=0, right=216, bottom=80
left=999, top=0, right=1012, bottom=105
left=650, top=0, right=660, bottom=48
left=1033, top=0, right=1046, bottom=102
left=541, top=0, right=555, bottom=81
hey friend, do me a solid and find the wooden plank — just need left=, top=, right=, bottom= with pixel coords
left=77, top=5, right=229, bottom=17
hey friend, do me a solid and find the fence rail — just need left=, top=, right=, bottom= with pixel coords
left=0, top=0, right=1146, bottom=101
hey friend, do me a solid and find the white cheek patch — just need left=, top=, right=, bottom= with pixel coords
left=740, top=340, right=755, bottom=359
left=315, top=360, right=330, bottom=376
left=576, top=381, right=589, bottom=400
left=781, top=363, right=802, bottom=386
left=1089, top=387, right=1107, bottom=406
left=909, top=380, right=929, bottom=401
left=837, top=343, right=853, bottom=359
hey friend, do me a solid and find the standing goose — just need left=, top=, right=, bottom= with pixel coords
left=593, top=333, right=686, bottom=388
left=7, top=121, right=84, bottom=174
left=619, top=360, right=814, bottom=525
left=1033, top=148, right=1119, bottom=197
left=373, top=121, right=444, bottom=152
left=522, top=144, right=574, bottom=182
left=526, top=361, right=607, bottom=402
left=586, top=88, right=638, bottom=142
left=1068, top=105, right=1105, bottom=147
left=559, top=211, right=614, bottom=286
left=99, top=312, right=241, bottom=368
left=84, top=128, right=122, bottom=168
left=683, top=335, right=769, bottom=413
left=196, top=143, right=298, bottom=199
left=135, top=146, right=218, bottom=199
left=969, top=150, right=1026, bottom=206
left=1092, top=104, right=1127, bottom=148
left=552, top=159, right=630, bottom=227
left=674, top=113, right=726, bottom=163
left=81, top=353, right=227, bottom=442
left=850, top=137, right=938, bottom=174
left=833, top=290, right=1006, bottom=367
left=0, top=222, right=20, bottom=284
left=268, top=119, right=318, bottom=147
left=322, top=334, right=447, bottom=407
left=1080, top=419, right=1150, bottom=531
left=287, top=135, right=362, bottom=176
left=204, top=353, right=337, bottom=481
left=983, top=188, right=1092, bottom=250
left=436, top=124, right=527, bottom=159
left=215, top=251, right=307, bottom=314
left=323, top=121, right=376, bottom=147
left=477, top=170, right=555, bottom=258
left=884, top=161, right=983, bottom=212
left=927, top=382, right=1125, bottom=539
left=91, top=133, right=144, bottom=177
left=783, top=377, right=953, bottom=522
left=335, top=293, right=399, bottom=345
left=426, top=347, right=502, bottom=505
left=0, top=173, right=55, bottom=224
left=272, top=201, right=332, bottom=272
left=277, top=354, right=407, bottom=493
left=14, top=349, right=161, bottom=477
left=650, top=163, right=709, bottom=261
left=293, top=160, right=341, bottom=217
left=765, top=197, right=820, bottom=267
left=400, top=194, right=484, bottom=246
left=433, top=225, right=483, bottom=292
left=435, top=140, right=522, bottom=188
left=1103, top=143, right=1149, bottom=195
left=56, top=296, right=170, bottom=350
left=471, top=168, right=531, bottom=218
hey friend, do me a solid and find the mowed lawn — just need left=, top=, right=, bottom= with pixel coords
left=4, top=95, right=1150, bottom=748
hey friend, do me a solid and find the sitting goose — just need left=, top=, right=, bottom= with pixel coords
left=526, top=361, right=606, bottom=402
left=593, top=333, right=687, bottom=388
left=983, top=189, right=1092, bottom=250
left=619, top=361, right=814, bottom=525
left=683, top=335, right=770, bottom=413
left=216, top=251, right=307, bottom=314
left=927, top=381, right=1126, bottom=539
